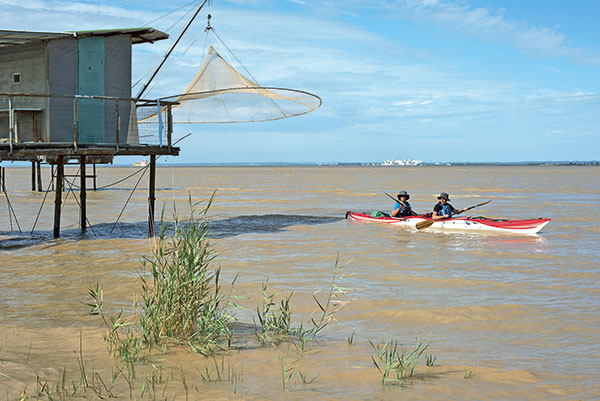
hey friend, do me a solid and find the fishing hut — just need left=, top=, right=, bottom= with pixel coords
left=0, top=28, right=179, bottom=238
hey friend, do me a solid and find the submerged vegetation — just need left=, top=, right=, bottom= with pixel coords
left=369, top=337, right=431, bottom=386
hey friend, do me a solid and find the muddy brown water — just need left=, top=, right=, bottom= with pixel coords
left=0, top=165, right=598, bottom=400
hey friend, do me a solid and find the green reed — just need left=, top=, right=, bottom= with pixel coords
left=255, top=280, right=295, bottom=345
left=279, top=345, right=300, bottom=391
left=369, top=337, right=430, bottom=386
left=139, top=196, right=233, bottom=355
left=87, top=195, right=235, bottom=360
left=200, top=356, right=243, bottom=384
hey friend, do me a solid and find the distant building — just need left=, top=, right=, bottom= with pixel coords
left=382, top=159, right=422, bottom=166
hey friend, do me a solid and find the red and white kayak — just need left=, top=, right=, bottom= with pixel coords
left=345, top=211, right=550, bottom=234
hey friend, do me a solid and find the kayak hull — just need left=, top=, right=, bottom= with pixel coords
left=345, top=212, right=550, bottom=234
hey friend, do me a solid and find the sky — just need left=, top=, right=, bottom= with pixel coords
left=2, top=0, right=599, bottom=163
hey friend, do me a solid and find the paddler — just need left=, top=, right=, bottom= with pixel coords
left=392, top=190, right=416, bottom=217
left=432, top=192, right=467, bottom=220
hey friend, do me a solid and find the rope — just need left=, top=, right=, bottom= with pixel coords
left=143, top=32, right=204, bottom=97
left=110, top=163, right=151, bottom=235
left=63, top=174, right=98, bottom=236
left=60, top=166, right=80, bottom=214
left=31, top=166, right=55, bottom=234
left=3, top=190, right=22, bottom=233
left=108, top=134, right=191, bottom=235
left=208, top=28, right=290, bottom=118
left=63, top=164, right=147, bottom=190
left=143, top=0, right=201, bottom=28
left=133, top=0, right=203, bottom=91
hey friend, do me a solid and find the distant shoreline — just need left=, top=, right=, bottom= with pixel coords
left=141, top=161, right=600, bottom=167
left=2, top=161, right=598, bottom=168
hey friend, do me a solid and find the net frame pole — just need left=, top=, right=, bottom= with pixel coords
left=136, top=0, right=209, bottom=99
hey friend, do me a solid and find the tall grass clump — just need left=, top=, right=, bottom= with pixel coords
left=88, top=196, right=234, bottom=359
left=138, top=197, right=233, bottom=355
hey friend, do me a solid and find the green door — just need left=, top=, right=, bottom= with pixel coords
left=77, top=36, right=105, bottom=143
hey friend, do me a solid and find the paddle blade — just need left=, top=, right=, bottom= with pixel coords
left=416, top=219, right=435, bottom=230
left=465, top=199, right=492, bottom=212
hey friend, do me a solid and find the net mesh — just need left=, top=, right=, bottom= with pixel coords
left=146, top=46, right=321, bottom=124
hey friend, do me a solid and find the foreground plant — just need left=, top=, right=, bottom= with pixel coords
left=88, top=195, right=235, bottom=360
left=139, top=196, right=234, bottom=355
left=255, top=254, right=352, bottom=348
left=369, top=337, right=430, bottom=386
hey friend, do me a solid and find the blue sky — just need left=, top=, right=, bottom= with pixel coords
left=2, top=0, right=599, bottom=163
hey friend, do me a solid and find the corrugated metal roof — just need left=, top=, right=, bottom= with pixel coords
left=0, top=30, right=72, bottom=47
left=72, top=28, right=169, bottom=44
left=0, top=28, right=168, bottom=48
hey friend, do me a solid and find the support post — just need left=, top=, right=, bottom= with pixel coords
left=36, top=160, right=42, bottom=192
left=31, top=161, right=36, bottom=191
left=148, top=155, right=156, bottom=237
left=93, top=164, right=97, bottom=191
left=53, top=156, right=64, bottom=238
left=0, top=167, right=5, bottom=193
left=167, top=104, right=173, bottom=152
left=80, top=156, right=87, bottom=234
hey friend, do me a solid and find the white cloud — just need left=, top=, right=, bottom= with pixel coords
left=335, top=0, right=600, bottom=66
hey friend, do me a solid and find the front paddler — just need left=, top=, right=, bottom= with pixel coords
left=432, top=192, right=467, bottom=220
left=392, top=190, right=415, bottom=217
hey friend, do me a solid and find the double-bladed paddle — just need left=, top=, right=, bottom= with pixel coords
left=384, top=192, right=401, bottom=203
left=415, top=199, right=493, bottom=230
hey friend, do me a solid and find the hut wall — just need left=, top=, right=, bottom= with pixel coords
left=48, top=38, right=77, bottom=142
left=0, top=43, right=48, bottom=142
left=104, top=34, right=132, bottom=145
left=1, top=33, right=138, bottom=146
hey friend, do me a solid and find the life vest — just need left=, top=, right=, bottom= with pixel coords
left=437, top=203, right=453, bottom=217
left=395, top=201, right=413, bottom=217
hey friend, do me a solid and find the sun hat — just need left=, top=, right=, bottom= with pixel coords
left=397, top=190, right=410, bottom=200
left=437, top=192, right=450, bottom=200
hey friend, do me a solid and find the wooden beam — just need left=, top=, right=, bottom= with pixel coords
left=148, top=155, right=156, bottom=237
left=80, top=156, right=87, bottom=234
left=93, top=164, right=97, bottom=191
left=53, top=155, right=64, bottom=238
left=36, top=160, right=42, bottom=192
left=0, top=145, right=179, bottom=159
left=31, top=161, right=36, bottom=191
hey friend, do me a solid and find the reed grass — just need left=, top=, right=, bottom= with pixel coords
left=200, top=357, right=243, bottom=384
left=139, top=197, right=233, bottom=355
left=87, top=196, right=235, bottom=360
left=255, top=280, right=295, bottom=345
left=279, top=346, right=300, bottom=391
left=425, top=354, right=437, bottom=366
left=369, top=337, right=430, bottom=386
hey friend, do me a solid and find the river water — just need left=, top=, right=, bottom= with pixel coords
left=0, top=165, right=598, bottom=400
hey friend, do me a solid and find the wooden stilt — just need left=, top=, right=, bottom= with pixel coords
left=80, top=156, right=87, bottom=234
left=31, top=161, right=36, bottom=191
left=53, top=156, right=64, bottom=238
left=93, top=164, right=97, bottom=191
left=36, top=160, right=42, bottom=192
left=148, top=155, right=156, bottom=237
left=0, top=167, right=5, bottom=193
